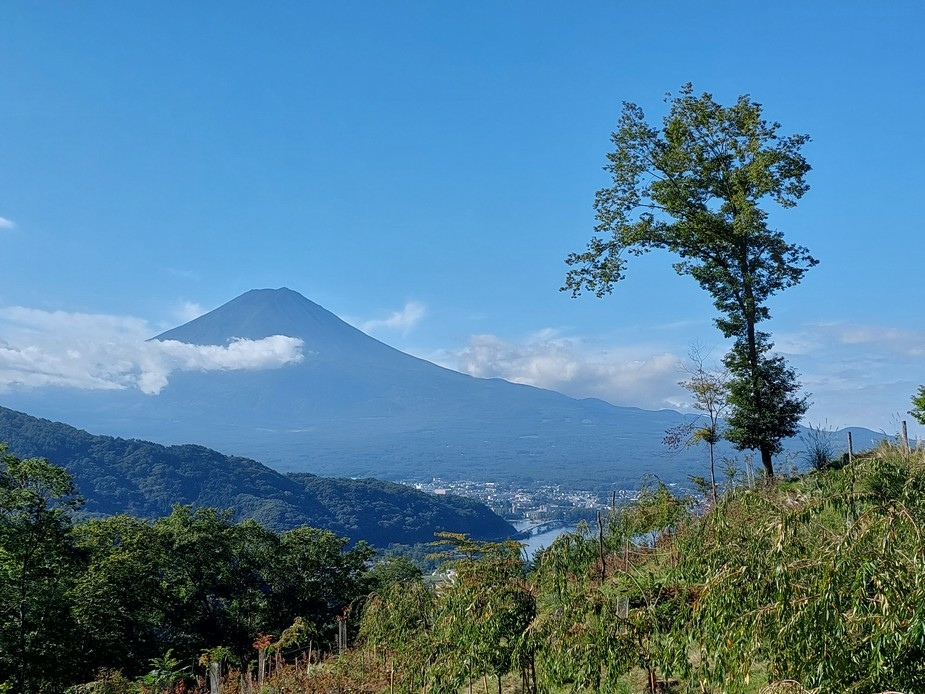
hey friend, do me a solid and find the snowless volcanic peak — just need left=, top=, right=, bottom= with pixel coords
left=153, top=287, right=356, bottom=345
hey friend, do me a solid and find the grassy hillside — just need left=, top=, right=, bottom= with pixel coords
left=349, top=440, right=925, bottom=693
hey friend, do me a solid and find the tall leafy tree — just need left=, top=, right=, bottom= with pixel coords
left=0, top=447, right=81, bottom=693
left=265, top=526, right=373, bottom=654
left=430, top=535, right=535, bottom=694
left=70, top=515, right=168, bottom=678
left=564, top=84, right=815, bottom=477
left=152, top=506, right=281, bottom=669
left=359, top=576, right=435, bottom=694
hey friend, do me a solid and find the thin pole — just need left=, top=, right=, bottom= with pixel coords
left=597, top=511, right=606, bottom=582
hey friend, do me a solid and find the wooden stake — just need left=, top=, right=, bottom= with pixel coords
left=597, top=511, right=606, bottom=581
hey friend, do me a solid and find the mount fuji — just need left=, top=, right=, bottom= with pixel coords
left=1, top=288, right=882, bottom=486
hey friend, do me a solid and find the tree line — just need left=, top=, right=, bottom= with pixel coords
left=0, top=444, right=379, bottom=692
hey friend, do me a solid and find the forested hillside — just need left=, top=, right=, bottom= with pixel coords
left=5, top=440, right=922, bottom=693
left=0, top=406, right=513, bottom=546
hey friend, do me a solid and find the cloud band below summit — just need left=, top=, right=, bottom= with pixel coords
left=0, top=306, right=304, bottom=395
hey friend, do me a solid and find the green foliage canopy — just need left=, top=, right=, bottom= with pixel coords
left=0, top=446, right=82, bottom=693
left=564, top=84, right=816, bottom=477
left=0, top=445, right=387, bottom=690
left=910, top=385, right=925, bottom=426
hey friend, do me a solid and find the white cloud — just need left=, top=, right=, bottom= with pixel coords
left=130, top=336, right=305, bottom=394
left=439, top=331, right=686, bottom=411
left=0, top=216, right=15, bottom=230
left=438, top=322, right=925, bottom=436
left=761, top=322, right=925, bottom=434
left=776, top=321, right=925, bottom=358
left=174, top=300, right=206, bottom=323
left=833, top=323, right=925, bottom=358
left=361, top=301, right=427, bottom=335
left=0, top=306, right=150, bottom=339
left=0, top=305, right=304, bottom=396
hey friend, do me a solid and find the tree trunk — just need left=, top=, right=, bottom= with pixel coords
left=760, top=443, right=774, bottom=479
left=708, top=441, right=717, bottom=505
left=208, top=661, right=222, bottom=694
left=742, top=261, right=774, bottom=479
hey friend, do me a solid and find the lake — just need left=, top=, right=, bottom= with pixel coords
left=512, top=521, right=578, bottom=560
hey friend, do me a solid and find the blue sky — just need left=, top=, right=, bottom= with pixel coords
left=1, top=1, right=922, bottom=436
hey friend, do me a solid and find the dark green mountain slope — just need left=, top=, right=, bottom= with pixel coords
left=0, top=406, right=514, bottom=546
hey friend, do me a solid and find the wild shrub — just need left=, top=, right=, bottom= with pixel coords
left=677, top=444, right=925, bottom=692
